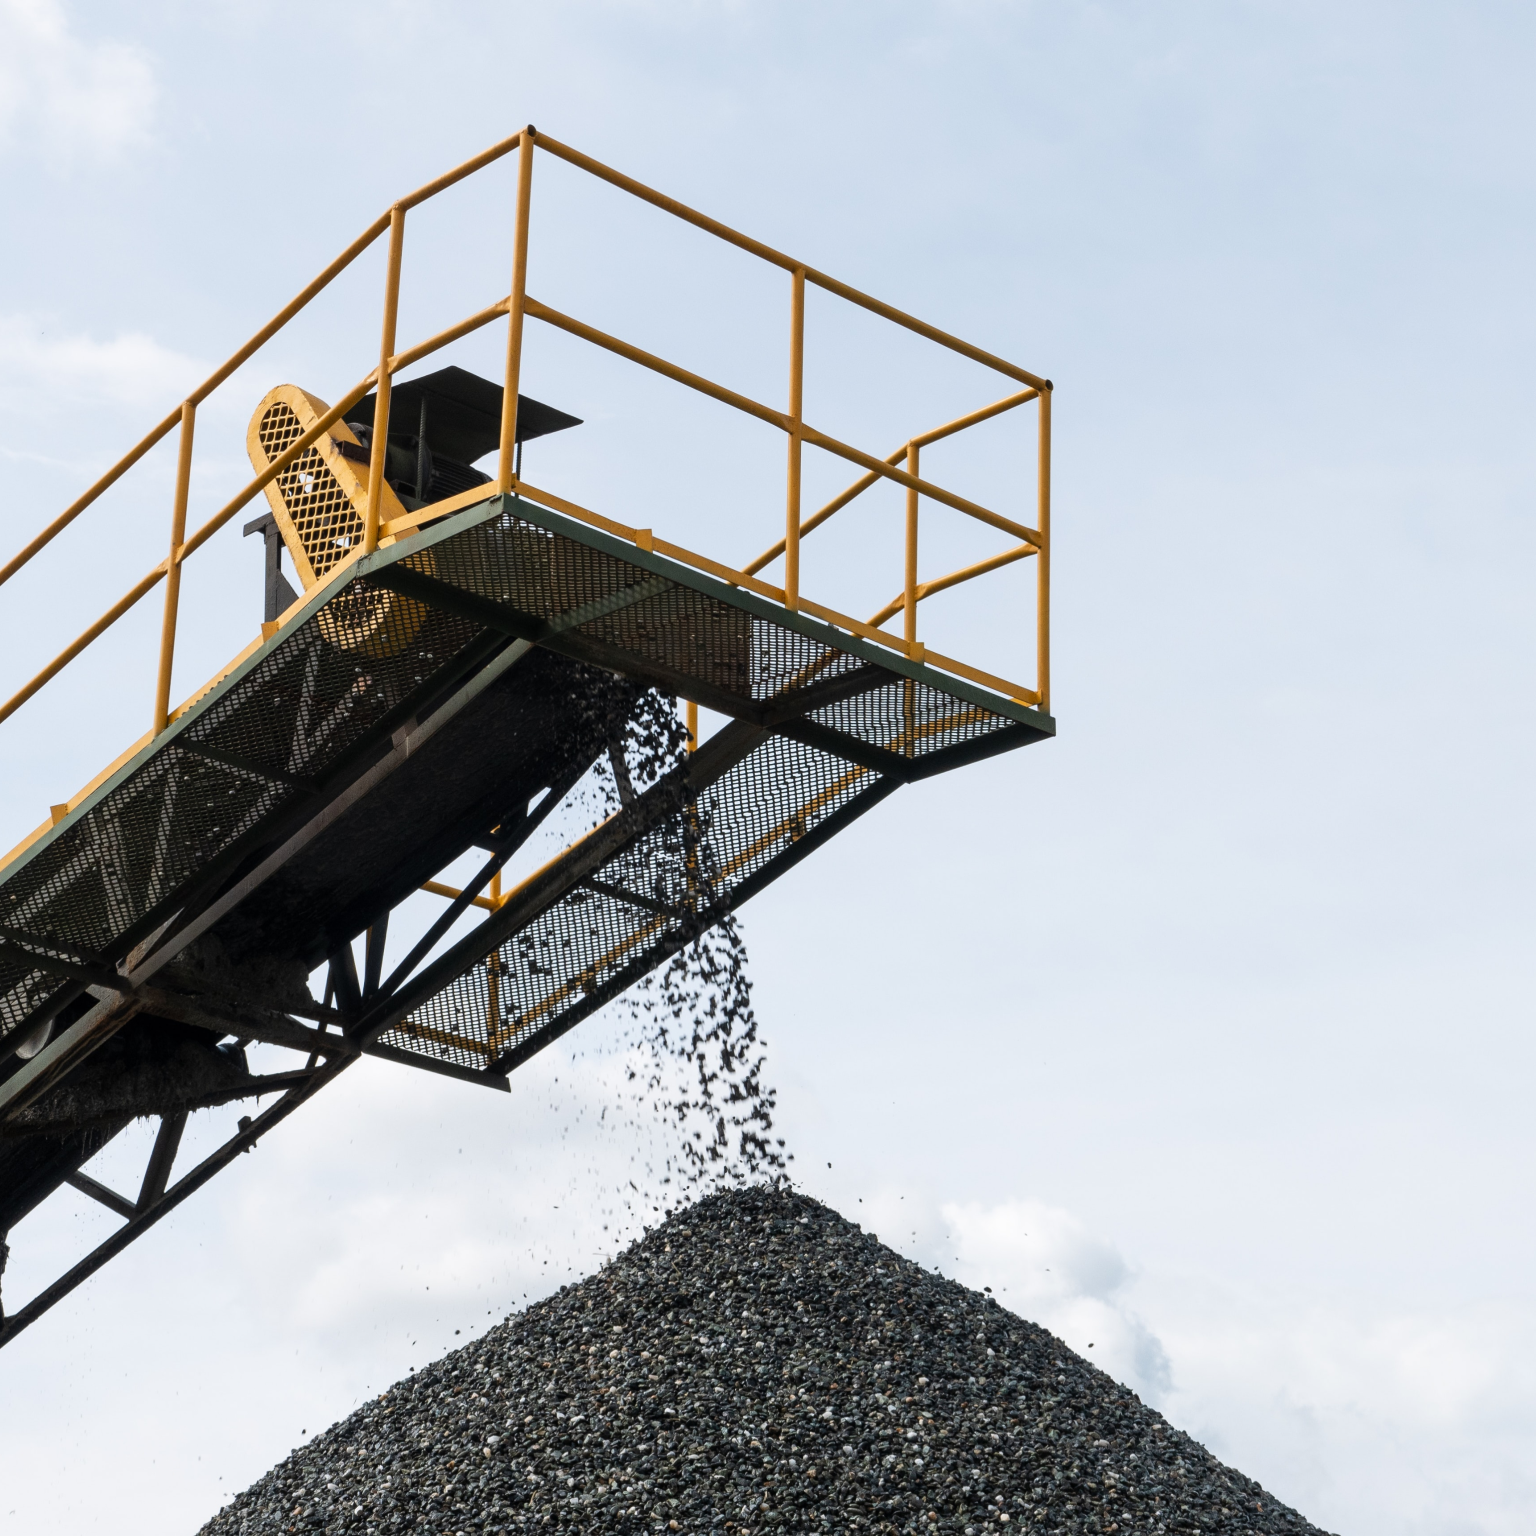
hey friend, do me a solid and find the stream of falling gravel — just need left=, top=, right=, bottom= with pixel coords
left=196, top=690, right=1337, bottom=1536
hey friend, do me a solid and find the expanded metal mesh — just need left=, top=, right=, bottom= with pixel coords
left=256, top=400, right=364, bottom=580
left=0, top=583, right=486, bottom=1047
left=809, top=679, right=1004, bottom=759
left=376, top=506, right=1036, bottom=1075
left=748, top=617, right=866, bottom=703
left=189, top=589, right=479, bottom=781
left=406, top=509, right=1019, bottom=758
left=0, top=951, right=50, bottom=1041
left=0, top=493, right=1035, bottom=1069
left=382, top=732, right=878, bottom=1072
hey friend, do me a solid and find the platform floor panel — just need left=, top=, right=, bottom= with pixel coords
left=381, top=727, right=899, bottom=1074
left=0, top=564, right=493, bottom=1050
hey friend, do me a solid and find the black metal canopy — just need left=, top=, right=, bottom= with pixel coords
left=346, top=365, right=582, bottom=464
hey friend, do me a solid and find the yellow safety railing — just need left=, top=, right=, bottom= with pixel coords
left=0, top=125, right=1052, bottom=758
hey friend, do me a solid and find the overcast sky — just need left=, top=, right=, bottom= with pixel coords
left=1, top=3, right=1534, bottom=1534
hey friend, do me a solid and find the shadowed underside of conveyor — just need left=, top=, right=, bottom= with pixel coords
left=0, top=127, right=1055, bottom=1345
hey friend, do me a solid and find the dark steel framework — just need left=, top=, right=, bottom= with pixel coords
left=0, top=493, right=1052, bottom=1346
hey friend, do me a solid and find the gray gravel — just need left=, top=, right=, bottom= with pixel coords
left=198, top=1185, right=1335, bottom=1536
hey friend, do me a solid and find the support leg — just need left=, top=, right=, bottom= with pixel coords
left=137, top=1110, right=188, bottom=1213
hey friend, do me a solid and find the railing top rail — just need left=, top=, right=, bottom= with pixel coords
left=741, top=386, right=1039, bottom=580
left=524, top=297, right=1041, bottom=546
left=530, top=132, right=1050, bottom=393
left=397, top=129, right=526, bottom=211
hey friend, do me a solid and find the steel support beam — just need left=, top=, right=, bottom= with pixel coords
left=64, top=1170, right=136, bottom=1221
left=0, top=1062, right=339, bottom=1350
left=136, top=1111, right=187, bottom=1211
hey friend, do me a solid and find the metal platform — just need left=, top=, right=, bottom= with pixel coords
left=0, top=127, right=1054, bottom=1344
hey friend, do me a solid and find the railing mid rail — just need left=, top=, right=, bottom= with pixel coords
left=0, top=126, right=1052, bottom=757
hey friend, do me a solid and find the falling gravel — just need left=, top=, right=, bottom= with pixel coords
left=198, top=1186, right=1334, bottom=1536
left=529, top=684, right=790, bottom=1236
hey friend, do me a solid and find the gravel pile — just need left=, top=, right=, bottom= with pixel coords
left=199, top=1186, right=1333, bottom=1536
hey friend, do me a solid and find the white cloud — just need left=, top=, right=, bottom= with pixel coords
left=836, top=1186, right=1172, bottom=1404
left=849, top=1191, right=1536, bottom=1535
left=0, top=313, right=200, bottom=407
left=0, top=0, right=155, bottom=161
left=934, top=1195, right=1173, bottom=1405
left=1144, top=1277, right=1536, bottom=1536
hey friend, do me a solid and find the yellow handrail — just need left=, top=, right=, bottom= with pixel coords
left=742, top=387, right=1039, bottom=579
left=868, top=543, right=1037, bottom=630
left=522, top=297, right=1042, bottom=546
left=531, top=133, right=1050, bottom=392
left=0, top=120, right=532, bottom=587
left=743, top=449, right=903, bottom=577
left=0, top=123, right=1052, bottom=766
left=0, top=214, right=394, bottom=591
left=0, top=374, right=377, bottom=729
left=495, top=131, right=535, bottom=495
left=151, top=402, right=197, bottom=736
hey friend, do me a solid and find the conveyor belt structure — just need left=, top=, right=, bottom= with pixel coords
left=0, top=127, right=1054, bottom=1344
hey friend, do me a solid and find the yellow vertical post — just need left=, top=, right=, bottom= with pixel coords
left=784, top=266, right=806, bottom=611
left=1036, top=384, right=1051, bottom=712
left=486, top=871, right=504, bottom=1044
left=682, top=696, right=701, bottom=909
left=487, top=947, right=502, bottom=1048
left=364, top=206, right=407, bottom=556
left=152, top=400, right=197, bottom=735
left=497, top=128, right=537, bottom=493
left=903, top=442, right=920, bottom=647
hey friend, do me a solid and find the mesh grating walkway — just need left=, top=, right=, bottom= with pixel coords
left=0, top=492, right=1047, bottom=1077
left=356, top=495, right=1047, bottom=1076
left=0, top=576, right=485, bottom=1054
left=387, top=732, right=879, bottom=1074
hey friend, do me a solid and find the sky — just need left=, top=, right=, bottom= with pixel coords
left=1, top=1, right=1534, bottom=1533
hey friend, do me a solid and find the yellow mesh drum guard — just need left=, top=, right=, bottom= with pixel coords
left=246, top=385, right=429, bottom=655
left=245, top=385, right=406, bottom=587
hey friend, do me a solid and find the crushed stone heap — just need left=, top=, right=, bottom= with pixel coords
left=200, top=1186, right=1333, bottom=1536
